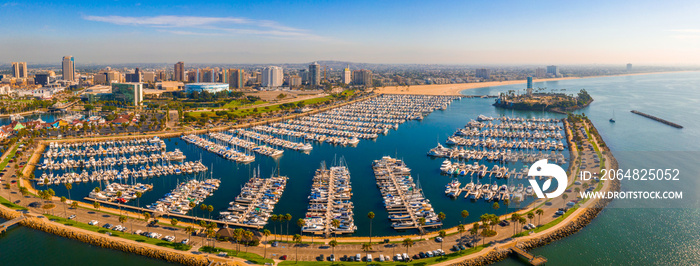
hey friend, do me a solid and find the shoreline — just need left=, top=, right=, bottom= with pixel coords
left=376, top=71, right=695, bottom=96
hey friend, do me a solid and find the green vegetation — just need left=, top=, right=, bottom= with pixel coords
left=199, top=246, right=273, bottom=265
left=46, top=215, right=191, bottom=251
left=0, top=196, right=28, bottom=210
left=0, top=143, right=20, bottom=172
left=222, top=100, right=266, bottom=109
left=277, top=244, right=488, bottom=266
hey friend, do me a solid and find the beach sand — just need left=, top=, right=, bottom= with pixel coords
left=375, top=72, right=683, bottom=96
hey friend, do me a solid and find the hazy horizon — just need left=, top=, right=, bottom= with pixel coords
left=2, top=0, right=700, bottom=65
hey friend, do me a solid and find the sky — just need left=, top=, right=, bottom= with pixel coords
left=1, top=0, right=700, bottom=65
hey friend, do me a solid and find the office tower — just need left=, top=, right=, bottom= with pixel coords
left=262, top=66, right=283, bottom=87
left=352, top=69, right=372, bottom=86
left=299, top=69, right=308, bottom=83
left=475, top=68, right=491, bottom=79
left=112, top=82, right=144, bottom=106
left=142, top=72, right=156, bottom=83
left=174, top=61, right=185, bottom=81
left=198, top=68, right=214, bottom=83
left=309, top=62, right=321, bottom=86
left=228, top=69, right=245, bottom=89
left=288, top=75, right=302, bottom=88
left=125, top=68, right=142, bottom=83
left=527, top=77, right=533, bottom=89
left=62, top=56, right=75, bottom=81
left=11, top=62, right=27, bottom=78
left=546, top=65, right=560, bottom=76
left=34, top=73, right=50, bottom=86
left=535, top=68, right=546, bottom=78
left=626, top=63, right=632, bottom=72
left=342, top=67, right=351, bottom=84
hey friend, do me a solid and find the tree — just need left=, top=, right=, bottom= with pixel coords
left=296, top=218, right=305, bottom=236
left=362, top=242, right=372, bottom=262
left=93, top=202, right=100, bottom=210
left=510, top=213, right=520, bottom=236
left=402, top=238, right=414, bottom=258
left=519, top=217, right=527, bottom=233
left=244, top=230, right=254, bottom=253
left=171, top=218, right=179, bottom=240
left=329, top=239, right=338, bottom=257
left=135, top=191, right=142, bottom=207
left=207, top=205, right=214, bottom=219
left=367, top=211, right=375, bottom=245
left=527, top=212, right=535, bottom=225
left=233, top=228, right=243, bottom=254
left=457, top=224, right=465, bottom=243
left=418, top=217, right=426, bottom=239
left=185, top=226, right=195, bottom=244
left=143, top=212, right=151, bottom=223
left=293, top=234, right=302, bottom=263
left=70, top=201, right=78, bottom=214
left=271, top=214, right=279, bottom=241
left=284, top=213, right=292, bottom=241
left=60, top=196, right=67, bottom=217
left=118, top=215, right=127, bottom=228
left=536, top=209, right=544, bottom=226
left=116, top=191, right=122, bottom=215
left=331, top=219, right=340, bottom=240
left=262, top=229, right=271, bottom=259
left=437, top=212, right=446, bottom=227
left=438, top=230, right=447, bottom=254
left=492, top=202, right=500, bottom=212
left=461, top=210, right=469, bottom=225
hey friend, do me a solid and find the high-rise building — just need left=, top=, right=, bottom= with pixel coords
left=546, top=65, right=559, bottom=76
left=352, top=69, right=372, bottom=86
left=626, top=63, right=632, bottom=72
left=309, top=62, right=321, bottom=86
left=11, top=62, right=27, bottom=78
left=288, top=75, right=302, bottom=88
left=475, top=68, right=491, bottom=79
left=62, top=56, right=75, bottom=81
left=342, top=67, right=351, bottom=84
left=261, top=66, right=283, bottom=87
left=535, top=68, right=546, bottom=78
left=197, top=68, right=214, bottom=83
left=174, top=62, right=185, bottom=82
left=111, top=82, right=144, bottom=106
left=228, top=69, right=245, bottom=89
left=34, top=73, right=50, bottom=86
left=299, top=69, right=308, bottom=83
left=125, top=68, right=141, bottom=83
left=143, top=72, right=156, bottom=83
left=527, top=77, right=533, bottom=89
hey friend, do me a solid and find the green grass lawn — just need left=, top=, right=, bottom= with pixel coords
left=187, top=96, right=334, bottom=119
left=277, top=244, right=488, bottom=266
left=199, top=246, right=274, bottom=264
left=223, top=100, right=266, bottom=109
left=46, top=214, right=191, bottom=251
left=0, top=142, right=21, bottom=172
left=0, top=195, right=27, bottom=210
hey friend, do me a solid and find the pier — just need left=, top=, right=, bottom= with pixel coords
left=631, top=110, right=683, bottom=128
left=0, top=215, right=26, bottom=233
left=511, top=246, right=547, bottom=265
left=83, top=198, right=263, bottom=229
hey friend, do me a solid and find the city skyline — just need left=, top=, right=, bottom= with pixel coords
left=1, top=1, right=700, bottom=65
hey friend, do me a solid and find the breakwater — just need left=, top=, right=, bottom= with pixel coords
left=630, top=110, right=683, bottom=128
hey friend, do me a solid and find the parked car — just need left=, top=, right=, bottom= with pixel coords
left=435, top=236, right=443, bottom=242
left=366, top=254, right=372, bottom=262
left=279, top=255, right=287, bottom=260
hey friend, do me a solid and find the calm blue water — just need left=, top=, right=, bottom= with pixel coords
left=5, top=71, right=700, bottom=265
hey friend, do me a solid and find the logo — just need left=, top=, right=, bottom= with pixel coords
left=528, top=159, right=568, bottom=198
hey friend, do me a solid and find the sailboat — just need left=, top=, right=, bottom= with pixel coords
left=609, top=109, right=616, bottom=123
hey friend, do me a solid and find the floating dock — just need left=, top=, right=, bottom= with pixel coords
left=631, top=110, right=683, bottom=128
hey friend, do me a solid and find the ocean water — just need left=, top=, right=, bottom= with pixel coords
left=3, top=71, right=700, bottom=264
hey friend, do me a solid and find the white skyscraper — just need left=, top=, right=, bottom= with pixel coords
left=62, top=56, right=75, bottom=81
left=309, top=62, right=321, bottom=86
left=12, top=62, right=27, bottom=78
left=342, top=67, right=351, bottom=84
left=262, top=66, right=283, bottom=87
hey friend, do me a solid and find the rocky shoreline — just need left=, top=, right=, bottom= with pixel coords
left=0, top=207, right=223, bottom=266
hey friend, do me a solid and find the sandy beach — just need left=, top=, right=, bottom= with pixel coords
left=375, top=71, right=685, bottom=96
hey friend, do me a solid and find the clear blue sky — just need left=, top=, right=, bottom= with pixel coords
left=1, top=0, right=699, bottom=65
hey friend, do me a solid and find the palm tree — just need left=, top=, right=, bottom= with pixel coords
left=527, top=212, right=535, bottom=225
left=469, top=223, right=479, bottom=246
left=536, top=209, right=544, bottom=226
left=438, top=212, right=446, bottom=227
left=504, top=198, right=510, bottom=207
left=262, top=229, right=271, bottom=259
left=293, top=234, right=302, bottom=263
left=171, top=218, right=179, bottom=240
left=362, top=242, right=372, bottom=262
left=492, top=202, right=500, bottom=212
left=367, top=211, right=375, bottom=245
left=510, top=213, right=520, bottom=235
left=284, top=213, right=292, bottom=241
left=457, top=224, right=465, bottom=243
left=418, top=217, right=426, bottom=239
left=562, top=193, right=569, bottom=206
left=65, top=183, right=72, bottom=206
left=329, top=239, right=338, bottom=257
left=438, top=230, right=447, bottom=254
left=60, top=196, right=67, bottom=216
left=70, top=201, right=78, bottom=215
left=460, top=210, right=469, bottom=225
left=135, top=191, right=142, bottom=207
left=188, top=202, right=196, bottom=216
left=233, top=228, right=243, bottom=253
left=199, top=204, right=207, bottom=217
left=93, top=202, right=100, bottom=210
left=115, top=191, right=122, bottom=215
left=143, top=212, right=151, bottom=224
left=207, top=205, right=214, bottom=219
left=331, top=219, right=340, bottom=240
left=271, top=214, right=279, bottom=240
left=244, top=230, right=254, bottom=253
left=118, top=215, right=127, bottom=229
left=296, top=218, right=305, bottom=236
left=519, top=217, right=527, bottom=232
left=185, top=226, right=194, bottom=244
left=402, top=238, right=414, bottom=257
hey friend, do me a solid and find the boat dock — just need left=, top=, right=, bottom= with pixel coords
left=219, top=174, right=288, bottom=227
left=372, top=156, right=442, bottom=232
left=631, top=110, right=683, bottom=128
left=303, top=164, right=356, bottom=236
left=511, top=246, right=547, bottom=265
left=83, top=197, right=263, bottom=229
left=0, top=216, right=26, bottom=233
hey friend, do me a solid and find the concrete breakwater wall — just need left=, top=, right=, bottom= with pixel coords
left=0, top=207, right=225, bottom=266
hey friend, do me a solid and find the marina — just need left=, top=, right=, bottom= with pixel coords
left=302, top=162, right=356, bottom=236
left=207, top=131, right=284, bottom=157
left=219, top=170, right=288, bottom=227
left=146, top=177, right=221, bottom=215
left=88, top=182, right=153, bottom=203
left=372, top=156, right=442, bottom=232
left=180, top=134, right=256, bottom=163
